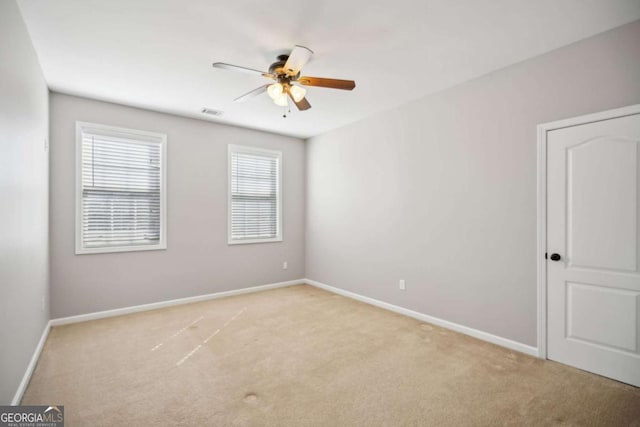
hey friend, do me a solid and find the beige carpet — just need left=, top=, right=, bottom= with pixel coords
left=23, top=284, right=640, bottom=426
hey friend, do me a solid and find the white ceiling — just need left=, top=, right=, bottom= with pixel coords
left=17, top=0, right=640, bottom=139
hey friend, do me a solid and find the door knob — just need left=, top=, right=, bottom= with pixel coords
left=550, top=253, right=561, bottom=261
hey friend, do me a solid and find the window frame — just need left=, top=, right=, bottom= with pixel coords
left=227, top=144, right=283, bottom=245
left=75, top=121, right=167, bottom=255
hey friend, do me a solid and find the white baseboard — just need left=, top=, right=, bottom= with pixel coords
left=12, top=320, right=52, bottom=405
left=50, top=279, right=304, bottom=326
left=304, top=278, right=539, bottom=357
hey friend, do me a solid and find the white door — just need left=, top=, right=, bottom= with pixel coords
left=547, top=111, right=640, bottom=387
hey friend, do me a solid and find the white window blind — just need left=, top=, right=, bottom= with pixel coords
left=228, top=145, right=282, bottom=244
left=76, top=122, right=166, bottom=254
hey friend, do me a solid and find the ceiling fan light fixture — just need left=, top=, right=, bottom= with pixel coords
left=267, top=83, right=283, bottom=100
left=289, top=85, right=306, bottom=102
left=273, top=92, right=288, bottom=107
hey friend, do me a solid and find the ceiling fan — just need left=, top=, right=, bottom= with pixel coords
left=212, top=45, right=356, bottom=112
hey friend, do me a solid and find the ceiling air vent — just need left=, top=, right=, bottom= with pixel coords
left=201, top=108, right=223, bottom=117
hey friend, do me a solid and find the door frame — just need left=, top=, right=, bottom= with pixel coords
left=536, top=103, right=640, bottom=360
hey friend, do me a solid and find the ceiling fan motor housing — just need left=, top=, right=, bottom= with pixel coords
left=269, top=55, right=299, bottom=80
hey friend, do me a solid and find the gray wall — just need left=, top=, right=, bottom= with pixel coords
left=0, top=0, right=50, bottom=405
left=50, top=94, right=305, bottom=318
left=306, top=20, right=640, bottom=347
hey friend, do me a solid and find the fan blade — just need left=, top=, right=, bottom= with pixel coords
left=212, top=62, right=271, bottom=78
left=283, top=45, right=313, bottom=76
left=234, top=84, right=269, bottom=103
left=295, top=96, right=312, bottom=111
left=297, top=76, right=356, bottom=90
left=286, top=89, right=311, bottom=111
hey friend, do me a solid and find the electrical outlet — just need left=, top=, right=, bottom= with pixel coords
left=41, top=296, right=46, bottom=312
left=399, top=280, right=406, bottom=291
left=44, top=138, right=49, bottom=152
left=283, top=261, right=288, bottom=270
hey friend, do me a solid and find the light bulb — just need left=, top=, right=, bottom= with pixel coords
left=289, top=85, right=306, bottom=102
left=267, top=83, right=283, bottom=100
left=273, top=93, right=288, bottom=107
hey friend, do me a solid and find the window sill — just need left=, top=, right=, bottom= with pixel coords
left=75, top=243, right=167, bottom=255
left=228, top=237, right=283, bottom=245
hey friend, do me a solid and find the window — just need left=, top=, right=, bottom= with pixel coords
left=228, top=144, right=282, bottom=244
left=75, top=122, right=167, bottom=254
